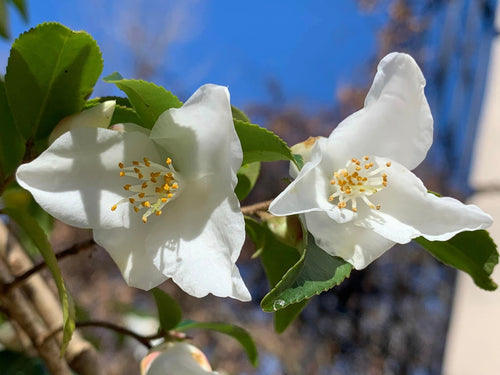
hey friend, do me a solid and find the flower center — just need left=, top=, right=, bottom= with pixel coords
left=111, top=157, right=181, bottom=223
left=328, top=156, right=391, bottom=212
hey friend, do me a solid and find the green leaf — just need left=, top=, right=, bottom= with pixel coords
left=103, top=73, right=182, bottom=129
left=245, top=217, right=308, bottom=332
left=261, top=232, right=353, bottom=312
left=231, top=105, right=250, bottom=122
left=235, top=162, right=260, bottom=201
left=415, top=230, right=498, bottom=290
left=110, top=105, right=143, bottom=127
left=9, top=0, right=28, bottom=21
left=176, top=320, right=258, bottom=366
left=293, top=154, right=304, bottom=170
left=0, top=79, right=24, bottom=176
left=150, top=288, right=182, bottom=331
left=0, top=0, right=9, bottom=39
left=5, top=22, right=103, bottom=140
left=234, top=119, right=296, bottom=165
left=84, top=96, right=132, bottom=109
left=3, top=207, right=75, bottom=355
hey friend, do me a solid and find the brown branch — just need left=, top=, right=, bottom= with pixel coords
left=241, top=200, right=273, bottom=216
left=1, top=238, right=95, bottom=294
left=41, top=320, right=166, bottom=349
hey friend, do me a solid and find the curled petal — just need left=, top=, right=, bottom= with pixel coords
left=330, top=53, right=433, bottom=170
left=356, top=157, right=493, bottom=243
left=305, top=211, right=395, bottom=269
left=16, top=127, right=160, bottom=229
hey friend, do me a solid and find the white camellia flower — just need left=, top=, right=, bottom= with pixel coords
left=16, top=84, right=251, bottom=301
left=141, top=342, right=217, bottom=375
left=269, top=53, right=493, bottom=269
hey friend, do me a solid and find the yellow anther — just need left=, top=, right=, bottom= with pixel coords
left=134, top=206, right=140, bottom=213
left=111, top=204, right=117, bottom=211
left=133, top=161, right=140, bottom=166
left=142, top=216, right=148, bottom=223
left=376, top=204, right=381, bottom=210
left=338, top=201, right=347, bottom=209
left=138, top=193, right=145, bottom=198
left=172, top=183, right=178, bottom=189
left=328, top=195, right=334, bottom=202
left=382, top=181, right=388, bottom=187
left=134, top=167, right=140, bottom=174
left=129, top=198, right=135, bottom=204
left=123, top=184, right=131, bottom=190
left=138, top=173, right=144, bottom=179
left=118, top=162, right=124, bottom=169
left=155, top=187, right=163, bottom=193
left=364, top=156, right=369, bottom=161
left=141, top=182, right=148, bottom=189
left=360, top=189, right=365, bottom=192
left=120, top=171, right=125, bottom=177
left=155, top=211, right=162, bottom=216
left=166, top=158, right=172, bottom=165
left=352, top=207, right=358, bottom=212
left=330, top=180, right=336, bottom=185
left=150, top=177, right=157, bottom=183
left=386, top=161, right=392, bottom=167
left=167, top=193, right=173, bottom=198
left=351, top=158, right=358, bottom=163
left=163, top=184, right=170, bottom=191
left=142, top=201, right=151, bottom=207
left=151, top=172, right=161, bottom=178
left=161, top=198, right=168, bottom=203
left=356, top=166, right=361, bottom=171
left=143, top=157, right=151, bottom=166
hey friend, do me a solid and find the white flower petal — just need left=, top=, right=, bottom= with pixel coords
left=330, top=53, right=433, bottom=170
left=270, top=138, right=355, bottom=223
left=356, top=157, right=493, bottom=243
left=146, top=177, right=250, bottom=301
left=110, top=122, right=152, bottom=135
left=16, top=127, right=161, bottom=229
left=304, top=211, right=395, bottom=269
left=48, top=101, right=116, bottom=144
left=150, top=84, right=242, bottom=186
left=93, top=225, right=168, bottom=290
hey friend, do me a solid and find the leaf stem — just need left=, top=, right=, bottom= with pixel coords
left=240, top=200, right=272, bottom=216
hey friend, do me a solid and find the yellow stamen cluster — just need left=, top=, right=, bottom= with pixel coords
left=328, top=156, right=390, bottom=212
left=111, top=157, right=181, bottom=223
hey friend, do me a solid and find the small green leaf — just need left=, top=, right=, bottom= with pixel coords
left=5, top=22, right=103, bottom=140
left=9, top=0, right=28, bottom=21
left=3, top=207, right=75, bottom=355
left=234, top=119, right=295, bottom=165
left=261, top=232, right=352, bottom=312
left=103, top=73, right=182, bottom=129
left=176, top=320, right=258, bottom=367
left=293, top=154, right=304, bottom=170
left=415, top=230, right=498, bottom=290
left=150, top=288, right=182, bottom=331
left=0, top=0, right=9, bottom=39
left=0, top=79, right=24, bottom=176
left=245, top=217, right=308, bottom=331
left=235, top=162, right=260, bottom=201
left=110, top=105, right=143, bottom=127
left=231, top=105, right=250, bottom=122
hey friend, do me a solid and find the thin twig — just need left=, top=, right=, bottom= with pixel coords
left=1, top=238, right=95, bottom=293
left=41, top=320, right=164, bottom=349
left=241, top=200, right=272, bottom=216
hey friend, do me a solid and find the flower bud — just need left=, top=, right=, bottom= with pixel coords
left=48, top=100, right=116, bottom=144
left=141, top=342, right=216, bottom=375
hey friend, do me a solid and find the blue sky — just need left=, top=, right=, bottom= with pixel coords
left=0, top=0, right=387, bottom=109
